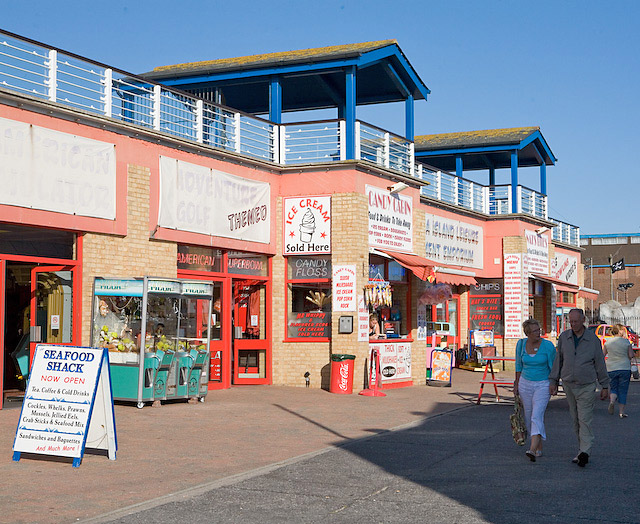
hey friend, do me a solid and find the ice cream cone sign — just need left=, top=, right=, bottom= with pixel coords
left=299, top=208, right=316, bottom=242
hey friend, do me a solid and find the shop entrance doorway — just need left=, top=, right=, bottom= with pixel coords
left=232, top=279, right=269, bottom=384
left=29, top=266, right=76, bottom=359
left=0, top=225, right=80, bottom=409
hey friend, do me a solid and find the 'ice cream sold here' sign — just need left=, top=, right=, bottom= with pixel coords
left=283, top=196, right=331, bottom=255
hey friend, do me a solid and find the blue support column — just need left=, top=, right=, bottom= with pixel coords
left=344, top=66, right=356, bottom=160
left=405, top=94, right=414, bottom=141
left=511, top=150, right=518, bottom=213
left=489, top=167, right=495, bottom=186
left=269, top=76, right=282, bottom=124
left=455, top=155, right=463, bottom=177
left=540, top=162, right=547, bottom=195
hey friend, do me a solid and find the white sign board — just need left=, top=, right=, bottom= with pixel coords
left=551, top=252, right=578, bottom=285
left=504, top=254, right=526, bottom=338
left=332, top=265, right=357, bottom=312
left=12, top=346, right=117, bottom=468
left=425, top=213, right=483, bottom=269
left=283, top=196, right=331, bottom=254
left=357, top=295, right=369, bottom=342
left=370, top=342, right=412, bottom=383
left=367, top=185, right=413, bottom=252
left=417, top=304, right=427, bottom=341
left=524, top=230, right=549, bottom=275
left=0, top=117, right=117, bottom=220
left=158, top=156, right=270, bottom=243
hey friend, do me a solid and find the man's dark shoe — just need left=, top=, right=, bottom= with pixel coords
left=577, top=452, right=589, bottom=467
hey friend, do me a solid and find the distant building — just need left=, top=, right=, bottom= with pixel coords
left=580, top=233, right=640, bottom=319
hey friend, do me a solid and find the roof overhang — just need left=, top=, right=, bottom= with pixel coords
left=414, top=128, right=556, bottom=172
left=143, top=42, right=430, bottom=115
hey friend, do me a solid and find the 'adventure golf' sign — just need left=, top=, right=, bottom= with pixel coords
left=12, top=345, right=117, bottom=467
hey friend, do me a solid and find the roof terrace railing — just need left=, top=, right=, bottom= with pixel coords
left=0, top=29, right=579, bottom=246
left=417, top=165, right=579, bottom=246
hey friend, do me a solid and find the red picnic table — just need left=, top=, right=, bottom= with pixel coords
left=476, top=356, right=515, bottom=404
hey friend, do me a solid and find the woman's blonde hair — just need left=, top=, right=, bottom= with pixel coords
left=611, top=324, right=627, bottom=337
left=522, top=317, right=541, bottom=336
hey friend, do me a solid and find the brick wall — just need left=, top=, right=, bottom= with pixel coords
left=81, top=164, right=176, bottom=345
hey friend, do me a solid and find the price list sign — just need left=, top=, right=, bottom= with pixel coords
left=13, top=345, right=116, bottom=468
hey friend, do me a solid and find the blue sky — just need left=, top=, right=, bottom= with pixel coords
left=2, top=0, right=638, bottom=234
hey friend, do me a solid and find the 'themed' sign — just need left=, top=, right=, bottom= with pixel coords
left=367, top=185, right=412, bottom=252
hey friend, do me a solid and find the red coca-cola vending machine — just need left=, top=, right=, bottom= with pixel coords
left=329, top=354, right=355, bottom=394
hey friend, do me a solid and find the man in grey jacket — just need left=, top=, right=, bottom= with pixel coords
left=549, top=308, right=609, bottom=467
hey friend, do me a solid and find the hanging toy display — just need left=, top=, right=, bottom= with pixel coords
left=365, top=279, right=392, bottom=308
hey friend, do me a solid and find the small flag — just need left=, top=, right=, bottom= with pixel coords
left=611, top=259, right=625, bottom=273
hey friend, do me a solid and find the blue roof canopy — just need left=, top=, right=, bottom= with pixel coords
left=143, top=40, right=430, bottom=116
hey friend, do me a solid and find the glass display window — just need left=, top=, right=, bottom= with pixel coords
left=286, top=255, right=331, bottom=340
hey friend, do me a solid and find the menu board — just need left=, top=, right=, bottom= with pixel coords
left=430, top=349, right=453, bottom=384
left=332, top=265, right=357, bottom=312
left=470, top=295, right=503, bottom=334
left=12, top=345, right=116, bottom=467
left=504, top=254, right=526, bottom=338
left=370, top=342, right=412, bottom=383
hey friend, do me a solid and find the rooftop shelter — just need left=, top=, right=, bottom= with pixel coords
left=143, top=40, right=431, bottom=158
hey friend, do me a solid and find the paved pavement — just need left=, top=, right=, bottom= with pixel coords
left=1, top=369, right=638, bottom=524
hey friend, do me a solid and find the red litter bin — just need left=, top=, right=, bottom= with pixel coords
left=329, top=354, right=355, bottom=394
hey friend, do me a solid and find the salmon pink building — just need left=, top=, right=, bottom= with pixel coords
left=0, top=30, right=591, bottom=408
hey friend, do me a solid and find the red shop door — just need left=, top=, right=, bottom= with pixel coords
left=29, top=266, right=78, bottom=362
left=232, top=279, right=270, bottom=385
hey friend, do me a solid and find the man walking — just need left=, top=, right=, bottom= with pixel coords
left=549, top=308, right=609, bottom=467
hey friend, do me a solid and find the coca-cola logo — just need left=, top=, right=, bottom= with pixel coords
left=382, top=366, right=396, bottom=377
left=338, top=362, right=349, bottom=391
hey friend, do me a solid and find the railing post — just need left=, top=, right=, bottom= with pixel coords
left=339, top=120, right=346, bottom=160
left=436, top=171, right=442, bottom=201
left=453, top=175, right=459, bottom=206
left=279, top=125, right=287, bottom=164
left=46, top=49, right=57, bottom=102
left=516, top=185, right=522, bottom=214
left=152, top=85, right=161, bottom=131
left=483, top=186, right=489, bottom=215
left=383, top=132, right=390, bottom=168
left=103, top=68, right=113, bottom=117
left=507, top=185, right=512, bottom=214
left=470, top=182, right=474, bottom=211
left=354, top=121, right=361, bottom=160
left=234, top=113, right=241, bottom=153
left=543, top=194, right=548, bottom=220
left=409, top=142, right=415, bottom=176
left=195, top=100, right=204, bottom=143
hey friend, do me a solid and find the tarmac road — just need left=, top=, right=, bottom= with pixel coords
left=2, top=370, right=638, bottom=524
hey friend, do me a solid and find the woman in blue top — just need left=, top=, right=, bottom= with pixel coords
left=514, top=318, right=556, bottom=461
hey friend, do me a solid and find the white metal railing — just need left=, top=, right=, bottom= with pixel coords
left=417, top=166, right=579, bottom=246
left=0, top=30, right=277, bottom=163
left=357, top=121, right=413, bottom=175
left=549, top=218, right=580, bottom=246
left=281, top=120, right=342, bottom=164
left=0, top=30, right=416, bottom=172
